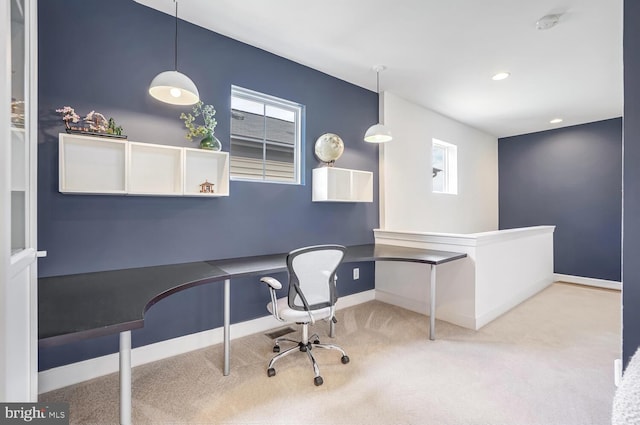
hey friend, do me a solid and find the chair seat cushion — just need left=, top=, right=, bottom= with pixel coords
left=267, top=297, right=333, bottom=323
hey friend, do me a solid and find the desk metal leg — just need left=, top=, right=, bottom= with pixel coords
left=223, top=278, right=230, bottom=376
left=119, top=331, right=132, bottom=425
left=429, top=265, right=436, bottom=341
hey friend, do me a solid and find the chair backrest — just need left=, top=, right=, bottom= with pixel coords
left=286, top=245, right=346, bottom=312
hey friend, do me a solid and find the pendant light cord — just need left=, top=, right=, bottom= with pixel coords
left=372, top=65, right=386, bottom=95
left=174, top=1, right=178, bottom=71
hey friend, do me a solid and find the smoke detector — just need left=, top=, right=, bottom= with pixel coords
left=536, top=14, right=561, bottom=30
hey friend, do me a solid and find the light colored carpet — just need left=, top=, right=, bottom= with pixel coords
left=40, top=282, right=621, bottom=425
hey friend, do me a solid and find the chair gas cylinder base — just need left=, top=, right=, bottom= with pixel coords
left=267, top=320, right=350, bottom=386
left=260, top=245, right=350, bottom=386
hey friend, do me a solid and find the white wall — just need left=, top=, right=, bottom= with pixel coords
left=380, top=92, right=498, bottom=233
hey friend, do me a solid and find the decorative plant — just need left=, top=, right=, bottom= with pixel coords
left=55, top=106, right=81, bottom=128
left=107, top=117, right=124, bottom=136
left=84, top=110, right=109, bottom=133
left=180, top=101, right=217, bottom=141
left=55, top=106, right=125, bottom=136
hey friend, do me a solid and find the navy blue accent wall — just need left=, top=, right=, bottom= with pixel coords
left=498, top=118, right=622, bottom=282
left=38, top=0, right=378, bottom=370
left=624, top=0, right=640, bottom=366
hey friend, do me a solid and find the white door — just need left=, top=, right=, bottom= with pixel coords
left=1, top=0, right=38, bottom=402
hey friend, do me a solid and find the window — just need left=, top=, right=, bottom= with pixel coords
left=230, top=86, right=304, bottom=183
left=432, top=139, right=458, bottom=194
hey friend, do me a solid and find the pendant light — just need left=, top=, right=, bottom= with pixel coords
left=149, top=1, right=200, bottom=105
left=364, top=65, right=392, bottom=143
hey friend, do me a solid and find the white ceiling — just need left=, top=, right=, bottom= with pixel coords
left=136, top=0, right=623, bottom=138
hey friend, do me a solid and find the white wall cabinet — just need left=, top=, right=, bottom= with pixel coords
left=128, top=142, right=182, bottom=195
left=59, top=133, right=127, bottom=194
left=312, top=166, right=373, bottom=202
left=184, top=148, right=229, bottom=196
left=59, top=133, right=229, bottom=197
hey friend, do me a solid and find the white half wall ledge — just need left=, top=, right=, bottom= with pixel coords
left=373, top=225, right=555, bottom=247
left=37, top=290, right=375, bottom=394
left=374, top=226, right=556, bottom=331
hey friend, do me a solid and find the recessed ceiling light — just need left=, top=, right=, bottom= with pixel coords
left=550, top=118, right=563, bottom=124
left=492, top=72, right=510, bottom=81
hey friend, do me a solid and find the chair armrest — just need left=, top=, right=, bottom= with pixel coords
left=260, top=276, right=282, bottom=290
left=260, top=277, right=284, bottom=322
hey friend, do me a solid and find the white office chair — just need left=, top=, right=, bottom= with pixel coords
left=260, top=244, right=350, bottom=386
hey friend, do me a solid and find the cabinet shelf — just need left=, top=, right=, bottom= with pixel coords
left=128, top=142, right=183, bottom=196
left=58, top=133, right=229, bottom=197
left=59, top=133, right=127, bottom=194
left=312, top=167, right=373, bottom=202
left=183, top=148, right=229, bottom=197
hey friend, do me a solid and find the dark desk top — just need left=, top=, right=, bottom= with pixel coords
left=345, top=244, right=467, bottom=265
left=38, top=244, right=466, bottom=347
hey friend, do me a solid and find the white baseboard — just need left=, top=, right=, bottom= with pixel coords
left=375, top=289, right=428, bottom=315
left=554, top=274, right=621, bottom=291
left=38, top=290, right=375, bottom=394
left=375, top=277, right=553, bottom=331
left=614, top=358, right=622, bottom=387
left=475, top=277, right=552, bottom=329
left=374, top=289, right=476, bottom=330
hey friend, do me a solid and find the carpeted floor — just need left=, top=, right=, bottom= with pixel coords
left=40, top=282, right=621, bottom=425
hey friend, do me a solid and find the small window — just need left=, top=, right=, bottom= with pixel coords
left=432, top=139, right=458, bottom=194
left=230, top=86, right=304, bottom=184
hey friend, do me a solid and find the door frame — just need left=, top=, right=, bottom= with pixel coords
left=2, top=0, right=39, bottom=401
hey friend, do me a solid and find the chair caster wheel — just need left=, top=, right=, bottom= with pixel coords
left=313, top=339, right=320, bottom=344
left=273, top=346, right=280, bottom=353
left=267, top=368, right=276, bottom=377
left=314, top=376, right=323, bottom=386
left=341, top=355, right=350, bottom=364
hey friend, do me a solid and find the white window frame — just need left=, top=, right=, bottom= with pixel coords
left=230, top=86, right=304, bottom=184
left=432, top=138, right=458, bottom=195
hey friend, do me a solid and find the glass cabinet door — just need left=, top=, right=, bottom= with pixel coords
left=10, top=0, right=27, bottom=254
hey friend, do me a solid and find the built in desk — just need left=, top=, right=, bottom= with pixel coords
left=38, top=243, right=466, bottom=425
